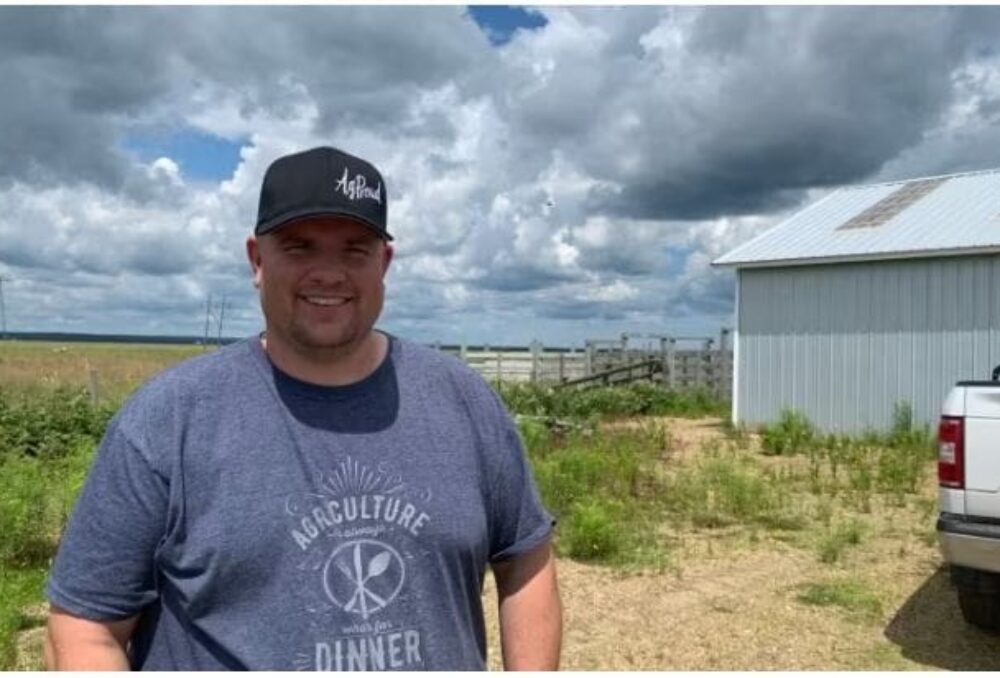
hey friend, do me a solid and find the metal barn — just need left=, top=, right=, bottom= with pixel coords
left=713, top=169, right=1000, bottom=433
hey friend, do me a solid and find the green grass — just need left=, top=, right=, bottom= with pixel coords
left=663, top=446, right=804, bottom=532
left=797, top=577, right=884, bottom=622
left=760, top=409, right=816, bottom=456
left=817, top=519, right=865, bottom=564
left=0, top=435, right=94, bottom=569
left=0, top=388, right=114, bottom=461
left=0, top=340, right=201, bottom=405
left=524, top=421, right=671, bottom=566
left=0, top=389, right=102, bottom=670
left=563, top=498, right=626, bottom=560
left=755, top=406, right=935, bottom=513
left=497, top=381, right=728, bottom=421
left=0, top=568, right=49, bottom=669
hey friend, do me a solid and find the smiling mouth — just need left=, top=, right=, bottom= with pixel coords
left=301, top=295, right=350, bottom=307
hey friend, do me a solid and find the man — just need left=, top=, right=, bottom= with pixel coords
left=44, top=146, right=562, bottom=670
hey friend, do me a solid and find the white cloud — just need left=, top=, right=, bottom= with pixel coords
left=2, top=6, right=1000, bottom=345
left=149, top=157, right=183, bottom=186
left=586, top=280, right=639, bottom=303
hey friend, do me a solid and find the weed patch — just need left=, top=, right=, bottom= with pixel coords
left=663, top=448, right=802, bottom=531
left=817, top=519, right=865, bottom=564
left=0, top=442, right=93, bottom=569
left=527, top=423, right=670, bottom=566
left=564, top=499, right=625, bottom=560
left=760, top=409, right=815, bottom=456
left=498, top=381, right=728, bottom=421
left=797, top=577, right=883, bottom=622
left=0, top=388, right=113, bottom=460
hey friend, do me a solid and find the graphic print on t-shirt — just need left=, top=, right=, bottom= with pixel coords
left=323, top=539, right=405, bottom=620
left=285, top=456, right=432, bottom=671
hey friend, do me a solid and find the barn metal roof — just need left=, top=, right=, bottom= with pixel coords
left=713, top=168, right=1000, bottom=268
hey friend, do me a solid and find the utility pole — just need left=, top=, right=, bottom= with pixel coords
left=202, top=293, right=213, bottom=350
left=0, top=275, right=8, bottom=339
left=216, top=295, right=227, bottom=346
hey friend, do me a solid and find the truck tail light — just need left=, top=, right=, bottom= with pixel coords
left=938, top=416, right=965, bottom=489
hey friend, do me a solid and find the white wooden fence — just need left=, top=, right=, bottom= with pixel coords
left=433, top=328, right=733, bottom=400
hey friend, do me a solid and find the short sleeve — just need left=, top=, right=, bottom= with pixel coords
left=46, top=414, right=168, bottom=621
left=480, top=390, right=555, bottom=563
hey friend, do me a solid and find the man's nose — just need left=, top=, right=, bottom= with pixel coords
left=305, top=255, right=350, bottom=281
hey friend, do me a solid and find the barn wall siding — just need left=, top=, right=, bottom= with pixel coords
left=736, top=255, right=998, bottom=433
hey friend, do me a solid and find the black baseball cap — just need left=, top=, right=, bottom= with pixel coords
left=255, top=146, right=392, bottom=240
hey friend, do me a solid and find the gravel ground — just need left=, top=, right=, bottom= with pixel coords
left=483, top=545, right=991, bottom=670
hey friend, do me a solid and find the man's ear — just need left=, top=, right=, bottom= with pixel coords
left=382, top=243, right=395, bottom=276
left=246, top=236, right=262, bottom=289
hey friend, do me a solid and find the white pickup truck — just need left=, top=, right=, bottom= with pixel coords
left=937, top=375, right=1000, bottom=632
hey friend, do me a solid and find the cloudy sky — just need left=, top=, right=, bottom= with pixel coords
left=3, top=5, right=1000, bottom=347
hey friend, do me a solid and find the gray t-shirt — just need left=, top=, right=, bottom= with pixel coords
left=46, top=335, right=553, bottom=670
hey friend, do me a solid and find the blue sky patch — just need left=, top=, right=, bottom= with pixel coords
left=467, top=6, right=548, bottom=46
left=665, top=246, right=692, bottom=276
left=123, top=128, right=246, bottom=182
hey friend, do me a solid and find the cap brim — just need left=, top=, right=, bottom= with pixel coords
left=255, top=208, right=393, bottom=241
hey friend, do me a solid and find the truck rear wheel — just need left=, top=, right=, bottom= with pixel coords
left=957, top=589, right=1000, bottom=633
left=952, top=567, right=1000, bottom=633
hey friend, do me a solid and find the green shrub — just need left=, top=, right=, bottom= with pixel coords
left=516, top=417, right=553, bottom=458
left=760, top=410, right=815, bottom=456
left=528, top=424, right=669, bottom=565
left=531, top=427, right=660, bottom=517
left=0, top=388, right=102, bottom=669
left=563, top=499, right=623, bottom=561
left=0, top=388, right=113, bottom=460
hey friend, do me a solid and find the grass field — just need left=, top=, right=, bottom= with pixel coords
left=0, top=340, right=203, bottom=405
left=2, top=340, right=998, bottom=669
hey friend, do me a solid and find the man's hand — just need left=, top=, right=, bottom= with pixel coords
left=492, top=540, right=562, bottom=670
left=45, top=605, right=138, bottom=670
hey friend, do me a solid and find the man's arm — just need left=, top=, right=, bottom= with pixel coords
left=45, top=605, right=138, bottom=671
left=492, top=539, right=562, bottom=670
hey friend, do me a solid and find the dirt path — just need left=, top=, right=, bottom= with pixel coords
left=484, top=541, right=999, bottom=670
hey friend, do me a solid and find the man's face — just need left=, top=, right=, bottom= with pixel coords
left=247, top=217, right=393, bottom=360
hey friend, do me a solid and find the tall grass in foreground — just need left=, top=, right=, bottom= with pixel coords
left=0, top=389, right=104, bottom=669
left=522, top=420, right=672, bottom=566
left=519, top=400, right=938, bottom=571
left=662, top=447, right=806, bottom=531
left=757, top=403, right=935, bottom=509
left=0, top=388, right=114, bottom=461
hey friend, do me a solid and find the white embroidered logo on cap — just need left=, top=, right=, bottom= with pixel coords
left=335, top=167, right=382, bottom=205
